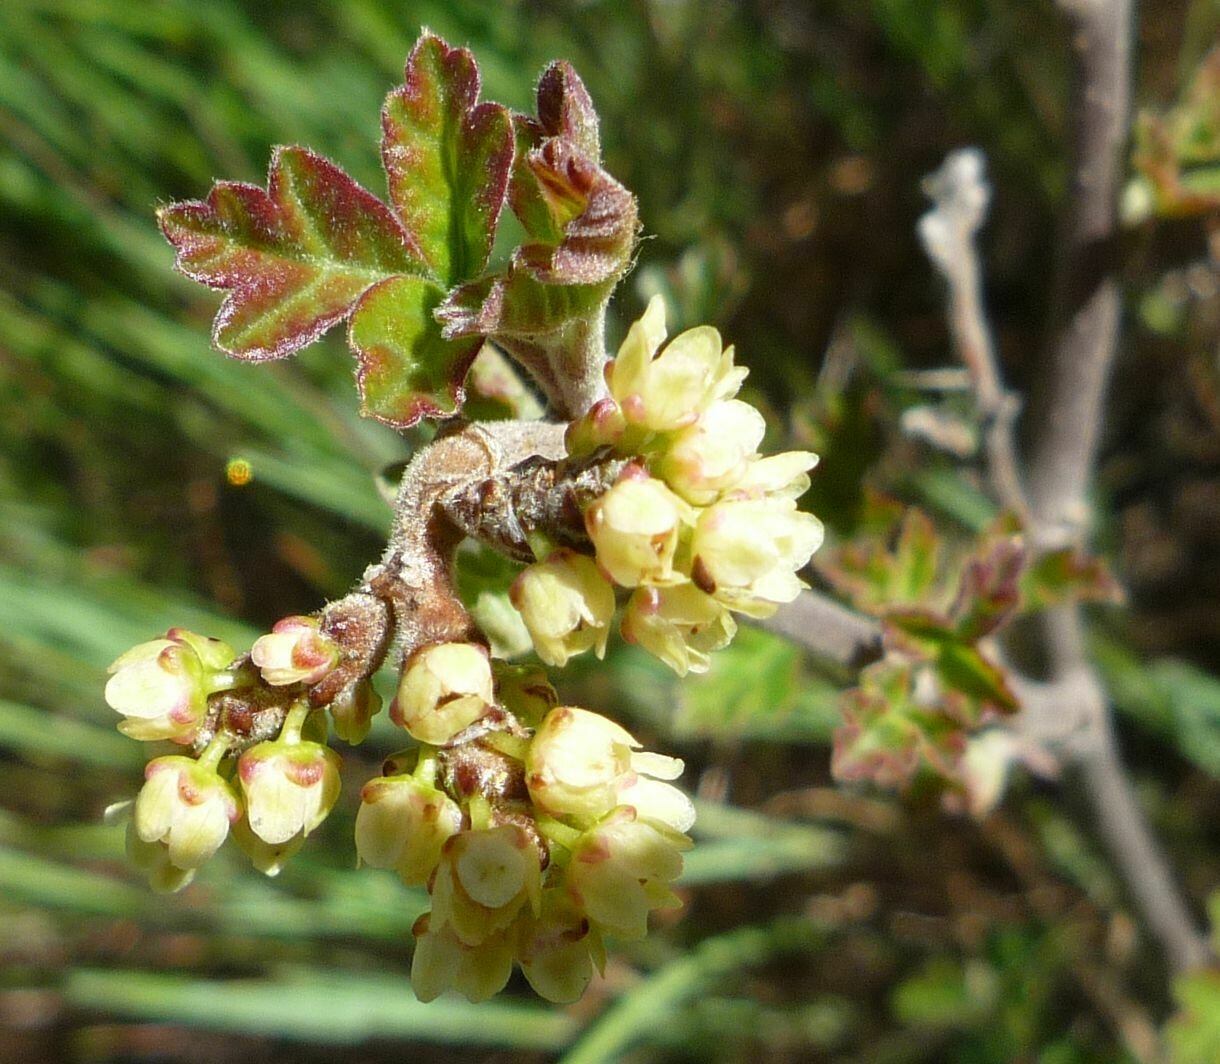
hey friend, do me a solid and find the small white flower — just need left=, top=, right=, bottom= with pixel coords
left=104, top=630, right=235, bottom=744
left=584, top=468, right=688, bottom=588
left=238, top=738, right=341, bottom=845
left=355, top=773, right=463, bottom=886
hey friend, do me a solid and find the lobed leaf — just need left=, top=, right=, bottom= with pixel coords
left=381, top=32, right=514, bottom=286
left=1020, top=546, right=1121, bottom=611
left=158, top=146, right=426, bottom=361
left=438, top=66, right=637, bottom=415
left=349, top=275, right=481, bottom=426
left=831, top=662, right=967, bottom=792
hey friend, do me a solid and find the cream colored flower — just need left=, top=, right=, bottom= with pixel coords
left=430, top=826, right=542, bottom=947
left=584, top=468, right=687, bottom=588
left=654, top=399, right=766, bottom=505
left=355, top=773, right=463, bottom=886
left=133, top=755, right=241, bottom=874
left=566, top=808, right=690, bottom=940
left=410, top=913, right=514, bottom=1004
left=514, top=890, right=600, bottom=1004
left=621, top=584, right=737, bottom=677
left=104, top=629, right=235, bottom=744
left=691, top=497, right=824, bottom=616
left=606, top=295, right=746, bottom=432
left=526, top=706, right=695, bottom=831
left=510, top=550, right=615, bottom=667
left=237, top=738, right=341, bottom=845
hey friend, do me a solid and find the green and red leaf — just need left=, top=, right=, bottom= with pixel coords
left=158, top=146, right=426, bottom=361
left=832, top=662, right=968, bottom=792
left=349, top=275, right=480, bottom=426
left=1021, top=546, right=1121, bottom=610
left=949, top=536, right=1026, bottom=641
left=381, top=33, right=514, bottom=286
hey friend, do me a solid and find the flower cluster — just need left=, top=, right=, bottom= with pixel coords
left=513, top=296, right=824, bottom=676
left=357, top=649, right=693, bottom=1003
left=105, top=629, right=346, bottom=890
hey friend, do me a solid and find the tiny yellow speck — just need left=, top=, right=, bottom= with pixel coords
left=226, top=457, right=253, bottom=486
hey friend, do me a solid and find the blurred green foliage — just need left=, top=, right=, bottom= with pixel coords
left=2, top=1, right=1219, bottom=1062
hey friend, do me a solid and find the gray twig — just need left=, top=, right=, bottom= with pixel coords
left=918, top=148, right=1030, bottom=522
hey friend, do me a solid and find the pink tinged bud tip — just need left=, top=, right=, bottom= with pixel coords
left=251, top=616, right=340, bottom=687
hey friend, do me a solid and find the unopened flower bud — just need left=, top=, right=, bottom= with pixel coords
left=565, top=397, right=627, bottom=456
left=654, top=399, right=765, bottom=505
left=238, top=734, right=341, bottom=845
left=621, top=584, right=736, bottom=677
left=492, top=663, right=558, bottom=729
left=691, top=497, right=824, bottom=615
left=510, top=550, right=615, bottom=667
left=355, top=774, right=463, bottom=886
left=251, top=616, right=340, bottom=687
left=133, top=755, right=241, bottom=874
left=585, top=469, right=686, bottom=588
left=329, top=680, right=382, bottom=745
left=105, top=629, right=235, bottom=744
left=526, top=706, right=695, bottom=831
left=391, top=642, right=494, bottom=745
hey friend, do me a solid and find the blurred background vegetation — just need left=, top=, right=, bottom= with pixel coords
left=2, top=0, right=1219, bottom=1061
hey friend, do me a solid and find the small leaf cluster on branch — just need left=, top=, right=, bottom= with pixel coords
left=821, top=499, right=1118, bottom=811
left=105, top=31, right=823, bottom=1003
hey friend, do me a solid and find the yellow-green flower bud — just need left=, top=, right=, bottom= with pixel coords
left=250, top=615, right=340, bottom=686
left=584, top=468, right=687, bottom=588
left=621, top=584, right=737, bottom=677
left=391, top=642, right=495, bottom=745
left=492, top=663, right=558, bottom=729
left=355, top=774, right=463, bottom=886
left=510, top=550, right=615, bottom=667
left=238, top=737, right=341, bottom=845
left=133, top=755, right=241, bottom=874
left=329, top=680, right=382, bottom=745
left=564, top=396, right=627, bottom=456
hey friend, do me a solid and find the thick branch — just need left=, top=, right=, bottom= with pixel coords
left=1027, top=0, right=1133, bottom=545
left=1000, top=0, right=1207, bottom=973
left=757, top=590, right=885, bottom=671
